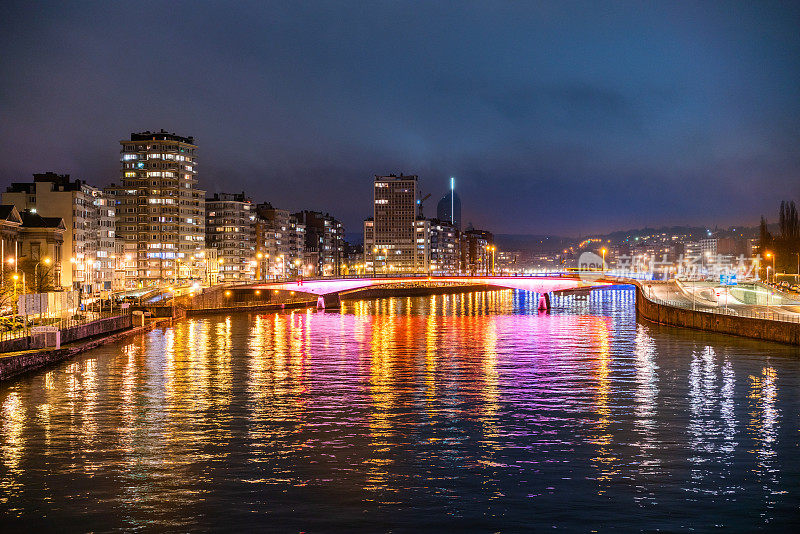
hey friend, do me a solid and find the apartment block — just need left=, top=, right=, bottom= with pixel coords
left=109, top=130, right=205, bottom=286
left=206, top=192, right=256, bottom=281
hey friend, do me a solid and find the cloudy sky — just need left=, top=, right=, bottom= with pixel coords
left=1, top=1, right=798, bottom=236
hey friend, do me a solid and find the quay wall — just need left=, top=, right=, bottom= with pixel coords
left=0, top=314, right=133, bottom=354
left=0, top=317, right=168, bottom=382
left=635, top=284, right=800, bottom=345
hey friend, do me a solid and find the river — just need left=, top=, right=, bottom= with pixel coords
left=1, top=288, right=799, bottom=531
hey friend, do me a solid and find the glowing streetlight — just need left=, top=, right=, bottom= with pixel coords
left=600, top=248, right=607, bottom=274
left=765, top=251, right=775, bottom=283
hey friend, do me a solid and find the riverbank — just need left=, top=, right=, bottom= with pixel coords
left=634, top=281, right=800, bottom=346
left=0, top=317, right=172, bottom=382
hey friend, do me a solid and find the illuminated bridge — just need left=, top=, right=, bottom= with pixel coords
left=243, top=274, right=615, bottom=310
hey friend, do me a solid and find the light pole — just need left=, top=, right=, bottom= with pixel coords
left=382, top=248, right=388, bottom=275
left=765, top=251, right=775, bottom=283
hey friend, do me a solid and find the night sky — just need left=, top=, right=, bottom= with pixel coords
left=1, top=1, right=799, bottom=236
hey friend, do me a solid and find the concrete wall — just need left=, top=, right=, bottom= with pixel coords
left=59, top=314, right=132, bottom=345
left=0, top=313, right=132, bottom=353
left=635, top=285, right=800, bottom=345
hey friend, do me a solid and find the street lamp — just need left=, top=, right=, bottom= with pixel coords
left=765, top=251, right=775, bottom=283
left=600, top=248, right=607, bottom=274
left=382, top=248, right=388, bottom=274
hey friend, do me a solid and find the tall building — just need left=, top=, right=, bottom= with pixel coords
left=461, top=228, right=494, bottom=275
left=365, top=174, right=427, bottom=273
left=428, top=218, right=460, bottom=274
left=205, top=192, right=256, bottom=281
left=436, top=179, right=461, bottom=230
left=3, top=172, right=115, bottom=293
left=110, top=130, right=205, bottom=286
left=292, top=210, right=344, bottom=276
left=254, top=203, right=305, bottom=277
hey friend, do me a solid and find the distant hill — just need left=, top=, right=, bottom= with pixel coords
left=494, top=234, right=573, bottom=253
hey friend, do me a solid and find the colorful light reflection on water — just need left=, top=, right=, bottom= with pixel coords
left=1, top=288, right=799, bottom=531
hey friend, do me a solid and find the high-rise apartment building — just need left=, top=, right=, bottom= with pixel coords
left=110, top=130, right=205, bottom=286
left=365, top=174, right=427, bottom=273
left=292, top=210, right=344, bottom=276
left=3, top=172, right=115, bottom=293
left=461, top=228, right=494, bottom=275
left=254, top=203, right=305, bottom=277
left=205, top=192, right=256, bottom=281
left=428, top=218, right=460, bottom=274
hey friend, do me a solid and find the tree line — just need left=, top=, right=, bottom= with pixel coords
left=760, top=200, right=800, bottom=276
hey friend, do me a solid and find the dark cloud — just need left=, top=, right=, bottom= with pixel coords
left=1, top=1, right=799, bottom=236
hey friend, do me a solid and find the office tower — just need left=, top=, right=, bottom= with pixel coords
left=365, top=174, right=427, bottom=273
left=436, top=178, right=462, bottom=230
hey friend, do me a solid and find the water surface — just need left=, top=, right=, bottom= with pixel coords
left=2, top=289, right=799, bottom=531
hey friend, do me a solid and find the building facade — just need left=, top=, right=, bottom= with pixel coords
left=436, top=189, right=462, bottom=230
left=428, top=219, right=460, bottom=274
left=365, top=174, right=427, bottom=273
left=292, top=211, right=344, bottom=276
left=3, top=172, right=115, bottom=293
left=461, top=228, right=494, bottom=275
left=109, top=130, right=205, bottom=286
left=206, top=192, right=256, bottom=281
left=254, top=203, right=305, bottom=278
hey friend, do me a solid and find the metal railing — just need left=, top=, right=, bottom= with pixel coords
left=0, top=308, right=133, bottom=344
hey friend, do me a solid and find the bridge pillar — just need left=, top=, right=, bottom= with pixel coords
left=538, top=292, right=551, bottom=312
left=317, top=293, right=341, bottom=310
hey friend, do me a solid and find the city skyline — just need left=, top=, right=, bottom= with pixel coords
left=2, top=2, right=799, bottom=235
